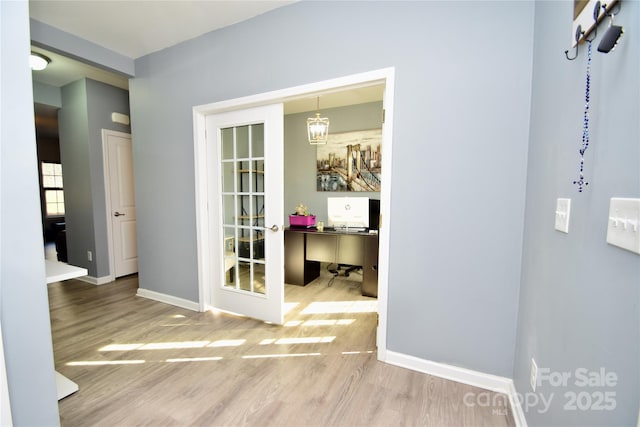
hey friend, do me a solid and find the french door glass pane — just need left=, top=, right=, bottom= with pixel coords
left=222, top=195, right=235, bottom=225
left=252, top=124, right=264, bottom=157
left=220, top=123, right=266, bottom=294
left=236, top=126, right=249, bottom=158
left=222, top=162, right=234, bottom=193
left=221, top=128, right=233, bottom=160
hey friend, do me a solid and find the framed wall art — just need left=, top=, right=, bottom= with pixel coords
left=316, top=128, right=382, bottom=192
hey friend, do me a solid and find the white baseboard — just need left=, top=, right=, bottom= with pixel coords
left=136, top=288, right=199, bottom=311
left=506, top=378, right=528, bottom=427
left=77, top=275, right=112, bottom=285
left=384, top=350, right=527, bottom=427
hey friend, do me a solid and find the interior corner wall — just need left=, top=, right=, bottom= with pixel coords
left=59, top=79, right=95, bottom=275
left=59, top=78, right=130, bottom=278
left=1, top=1, right=60, bottom=424
left=130, top=0, right=534, bottom=377
left=513, top=1, right=640, bottom=425
left=284, top=101, right=383, bottom=224
left=85, top=78, right=131, bottom=278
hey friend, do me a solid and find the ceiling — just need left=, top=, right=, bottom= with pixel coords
left=31, top=45, right=130, bottom=90
left=29, top=0, right=297, bottom=60
left=30, top=0, right=383, bottom=128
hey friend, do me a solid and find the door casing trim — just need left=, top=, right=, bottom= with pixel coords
left=192, top=67, right=395, bottom=361
left=102, top=129, right=134, bottom=283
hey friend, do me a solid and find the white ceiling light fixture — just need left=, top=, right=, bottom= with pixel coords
left=307, top=96, right=330, bottom=145
left=30, top=52, right=51, bottom=71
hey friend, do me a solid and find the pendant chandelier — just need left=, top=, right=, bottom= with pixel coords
left=307, top=96, right=329, bottom=145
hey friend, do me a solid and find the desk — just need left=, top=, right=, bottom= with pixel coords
left=45, top=260, right=88, bottom=400
left=284, top=228, right=379, bottom=297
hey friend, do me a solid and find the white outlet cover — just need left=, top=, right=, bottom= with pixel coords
left=555, top=198, right=571, bottom=233
left=606, top=198, right=640, bottom=255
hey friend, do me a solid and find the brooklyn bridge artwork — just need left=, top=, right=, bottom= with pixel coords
left=316, top=128, right=382, bottom=192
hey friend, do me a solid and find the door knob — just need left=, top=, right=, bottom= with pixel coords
left=114, top=212, right=125, bottom=217
left=266, top=224, right=279, bottom=232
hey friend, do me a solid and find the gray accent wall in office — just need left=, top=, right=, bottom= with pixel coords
left=59, top=78, right=130, bottom=278
left=284, top=101, right=383, bottom=225
left=129, top=1, right=534, bottom=377
left=1, top=1, right=59, bottom=424
left=513, top=1, right=640, bottom=425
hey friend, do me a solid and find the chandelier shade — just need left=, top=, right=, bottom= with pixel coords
left=307, top=97, right=329, bottom=145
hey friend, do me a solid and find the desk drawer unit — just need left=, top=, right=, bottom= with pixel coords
left=306, top=233, right=338, bottom=263
left=284, top=231, right=320, bottom=285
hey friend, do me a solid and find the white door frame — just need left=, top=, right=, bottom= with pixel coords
left=102, top=129, right=135, bottom=283
left=193, top=67, right=395, bottom=361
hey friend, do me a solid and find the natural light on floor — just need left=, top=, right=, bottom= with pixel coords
left=166, top=356, right=223, bottom=363
left=208, top=339, right=246, bottom=347
left=242, top=353, right=322, bottom=359
left=300, top=300, right=378, bottom=314
left=67, top=360, right=145, bottom=366
left=259, top=336, right=335, bottom=345
left=284, top=319, right=355, bottom=327
left=68, top=298, right=376, bottom=367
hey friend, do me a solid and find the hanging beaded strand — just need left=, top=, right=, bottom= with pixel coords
left=573, top=39, right=592, bottom=192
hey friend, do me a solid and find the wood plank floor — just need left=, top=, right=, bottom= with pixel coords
left=48, top=268, right=515, bottom=426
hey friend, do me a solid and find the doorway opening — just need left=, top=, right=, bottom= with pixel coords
left=194, top=68, right=395, bottom=360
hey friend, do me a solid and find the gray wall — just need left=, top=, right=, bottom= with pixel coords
left=58, top=78, right=130, bottom=278
left=1, top=1, right=60, bottom=424
left=33, top=80, right=62, bottom=107
left=513, top=1, right=640, bottom=425
left=130, top=1, right=534, bottom=377
left=284, top=101, right=383, bottom=224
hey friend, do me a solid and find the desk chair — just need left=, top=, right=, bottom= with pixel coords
left=327, top=263, right=361, bottom=287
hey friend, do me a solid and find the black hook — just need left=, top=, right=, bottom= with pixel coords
left=585, top=1, right=602, bottom=42
left=602, top=1, right=621, bottom=17
left=565, top=25, right=584, bottom=60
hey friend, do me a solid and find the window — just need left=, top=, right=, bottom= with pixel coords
left=41, top=162, right=65, bottom=216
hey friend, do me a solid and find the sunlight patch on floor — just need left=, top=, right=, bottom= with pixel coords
left=166, top=356, right=223, bottom=363
left=259, top=336, right=335, bottom=345
left=139, top=341, right=209, bottom=350
left=284, top=319, right=355, bottom=327
left=99, top=343, right=144, bottom=351
left=301, top=300, right=378, bottom=314
left=342, top=350, right=375, bottom=355
left=67, top=360, right=145, bottom=366
left=284, top=301, right=299, bottom=314
left=207, top=339, right=246, bottom=347
left=242, top=352, right=322, bottom=359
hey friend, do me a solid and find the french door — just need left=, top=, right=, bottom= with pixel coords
left=206, top=104, right=284, bottom=324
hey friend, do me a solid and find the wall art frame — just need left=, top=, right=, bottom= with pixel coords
left=316, top=128, right=382, bottom=192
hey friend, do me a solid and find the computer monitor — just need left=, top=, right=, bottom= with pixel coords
left=327, top=197, right=369, bottom=230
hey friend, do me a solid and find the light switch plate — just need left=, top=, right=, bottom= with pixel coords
left=555, top=198, right=571, bottom=233
left=606, top=198, right=640, bottom=255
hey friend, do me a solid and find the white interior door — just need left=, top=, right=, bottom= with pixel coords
left=104, top=130, right=138, bottom=278
left=206, top=104, right=284, bottom=324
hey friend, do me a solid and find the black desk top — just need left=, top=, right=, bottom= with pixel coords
left=286, top=226, right=378, bottom=236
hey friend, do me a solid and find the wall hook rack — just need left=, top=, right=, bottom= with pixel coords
left=565, top=1, right=603, bottom=60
